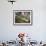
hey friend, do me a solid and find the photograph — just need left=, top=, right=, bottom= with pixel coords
left=13, top=10, right=32, bottom=25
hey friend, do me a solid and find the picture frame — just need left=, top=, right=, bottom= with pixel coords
left=13, top=10, right=33, bottom=25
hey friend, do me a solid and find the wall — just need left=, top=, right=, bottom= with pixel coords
left=0, top=0, right=46, bottom=42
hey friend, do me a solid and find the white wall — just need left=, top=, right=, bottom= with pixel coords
left=0, top=0, right=46, bottom=42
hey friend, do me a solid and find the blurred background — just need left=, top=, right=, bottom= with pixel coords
left=0, top=0, right=46, bottom=42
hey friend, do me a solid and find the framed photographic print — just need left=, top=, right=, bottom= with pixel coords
left=13, top=10, right=33, bottom=25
